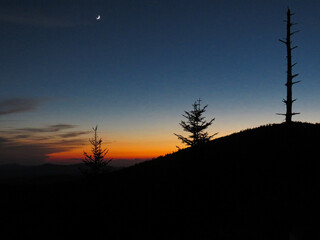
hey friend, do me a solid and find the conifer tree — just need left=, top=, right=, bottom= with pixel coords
left=174, top=99, right=217, bottom=147
left=82, top=126, right=112, bottom=176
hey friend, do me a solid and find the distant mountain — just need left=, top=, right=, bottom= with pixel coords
left=0, top=163, right=82, bottom=179
left=0, top=159, right=145, bottom=180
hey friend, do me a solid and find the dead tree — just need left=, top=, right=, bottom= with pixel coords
left=277, top=8, right=300, bottom=123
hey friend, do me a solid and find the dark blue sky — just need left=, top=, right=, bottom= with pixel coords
left=1, top=0, right=320, bottom=164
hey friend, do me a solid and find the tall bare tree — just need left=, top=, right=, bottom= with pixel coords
left=278, top=8, right=300, bottom=123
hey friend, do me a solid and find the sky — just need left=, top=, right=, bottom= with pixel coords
left=1, top=0, right=320, bottom=165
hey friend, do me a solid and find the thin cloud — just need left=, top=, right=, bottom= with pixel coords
left=54, top=138, right=87, bottom=147
left=17, top=124, right=76, bottom=133
left=0, top=98, right=39, bottom=115
left=11, top=134, right=31, bottom=139
left=0, top=135, right=87, bottom=165
left=59, top=131, right=91, bottom=138
left=0, top=136, right=11, bottom=148
left=0, top=141, right=66, bottom=165
left=0, top=136, right=48, bottom=164
left=0, top=124, right=89, bottom=165
left=51, top=124, right=77, bottom=129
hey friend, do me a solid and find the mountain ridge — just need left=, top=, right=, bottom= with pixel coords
left=1, top=122, right=320, bottom=239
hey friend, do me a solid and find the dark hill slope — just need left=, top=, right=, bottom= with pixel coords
left=121, top=122, right=320, bottom=188
left=109, top=122, right=320, bottom=239
left=1, top=122, right=320, bottom=239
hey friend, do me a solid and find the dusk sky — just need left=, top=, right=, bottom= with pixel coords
left=1, top=0, right=320, bottom=165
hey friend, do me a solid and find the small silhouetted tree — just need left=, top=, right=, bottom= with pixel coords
left=82, top=125, right=112, bottom=176
left=174, top=99, right=217, bottom=147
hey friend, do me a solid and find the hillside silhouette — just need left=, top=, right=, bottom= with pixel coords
left=1, top=122, right=320, bottom=239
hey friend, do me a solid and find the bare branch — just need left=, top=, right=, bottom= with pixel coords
left=279, top=39, right=287, bottom=44
left=290, top=30, right=300, bottom=35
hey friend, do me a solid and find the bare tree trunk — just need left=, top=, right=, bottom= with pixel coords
left=278, top=9, right=300, bottom=123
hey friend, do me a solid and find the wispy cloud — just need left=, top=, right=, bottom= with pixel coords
left=55, top=138, right=87, bottom=147
left=0, top=141, right=57, bottom=165
left=0, top=98, right=40, bottom=115
left=0, top=136, right=11, bottom=148
left=0, top=139, right=81, bottom=165
left=17, top=124, right=76, bottom=133
left=0, top=123, right=89, bottom=165
left=59, top=131, right=91, bottom=138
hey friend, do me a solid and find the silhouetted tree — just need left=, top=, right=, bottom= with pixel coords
left=277, top=8, right=300, bottom=123
left=82, top=125, right=112, bottom=176
left=174, top=99, right=217, bottom=147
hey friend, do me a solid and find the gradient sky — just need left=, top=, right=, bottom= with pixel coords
left=1, top=0, right=320, bottom=165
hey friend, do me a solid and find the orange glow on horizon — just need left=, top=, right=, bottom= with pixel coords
left=46, top=128, right=235, bottom=164
left=47, top=139, right=178, bottom=164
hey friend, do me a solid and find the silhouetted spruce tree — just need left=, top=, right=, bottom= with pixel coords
left=277, top=8, right=300, bottom=123
left=82, top=126, right=112, bottom=176
left=174, top=99, right=217, bottom=147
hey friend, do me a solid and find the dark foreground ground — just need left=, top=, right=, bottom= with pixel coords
left=1, top=122, right=320, bottom=239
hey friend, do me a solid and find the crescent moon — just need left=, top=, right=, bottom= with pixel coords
left=96, top=15, right=101, bottom=20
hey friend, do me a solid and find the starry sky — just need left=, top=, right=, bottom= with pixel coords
left=1, top=0, right=320, bottom=165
